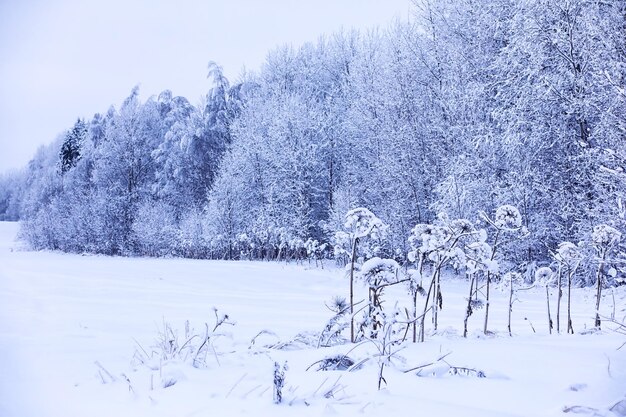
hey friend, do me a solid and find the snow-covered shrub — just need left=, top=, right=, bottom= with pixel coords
left=288, top=237, right=306, bottom=261
left=356, top=257, right=401, bottom=340
left=305, top=238, right=328, bottom=267
left=132, top=309, right=234, bottom=371
left=176, top=209, right=211, bottom=258
left=318, top=296, right=350, bottom=347
left=333, top=231, right=351, bottom=262
left=335, top=207, right=389, bottom=343
left=309, top=355, right=355, bottom=371
left=408, top=214, right=492, bottom=340
left=132, top=201, right=178, bottom=257
left=345, top=207, right=388, bottom=241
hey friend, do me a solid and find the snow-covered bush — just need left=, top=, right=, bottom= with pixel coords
left=132, top=201, right=178, bottom=257
left=344, top=207, right=388, bottom=241
left=176, top=209, right=211, bottom=258
left=335, top=207, right=389, bottom=343
left=465, top=240, right=496, bottom=275
left=132, top=309, right=234, bottom=372
left=305, top=238, right=328, bottom=267
left=356, top=257, right=401, bottom=340
left=318, top=296, right=350, bottom=347
left=288, top=237, right=306, bottom=261
left=408, top=214, right=493, bottom=340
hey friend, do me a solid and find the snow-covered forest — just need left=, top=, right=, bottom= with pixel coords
left=1, top=0, right=625, bottom=278
left=2, top=3, right=626, bottom=415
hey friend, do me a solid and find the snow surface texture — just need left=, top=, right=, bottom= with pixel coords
left=0, top=221, right=625, bottom=417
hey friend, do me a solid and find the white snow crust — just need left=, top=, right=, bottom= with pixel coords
left=0, top=222, right=624, bottom=417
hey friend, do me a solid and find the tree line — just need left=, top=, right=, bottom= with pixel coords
left=0, top=0, right=624, bottom=282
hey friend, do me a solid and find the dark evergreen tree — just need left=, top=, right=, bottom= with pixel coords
left=59, top=119, right=87, bottom=173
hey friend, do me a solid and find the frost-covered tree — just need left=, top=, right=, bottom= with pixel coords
left=492, top=0, right=626, bottom=260
left=90, top=87, right=163, bottom=252
left=0, top=169, right=25, bottom=221
left=13, top=0, right=626, bottom=275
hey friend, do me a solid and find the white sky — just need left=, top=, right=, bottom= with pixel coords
left=0, top=0, right=412, bottom=173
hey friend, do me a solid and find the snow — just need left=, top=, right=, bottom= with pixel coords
left=494, top=205, right=522, bottom=229
left=359, top=257, right=399, bottom=282
left=0, top=221, right=625, bottom=417
left=536, top=266, right=555, bottom=285
left=592, top=225, right=622, bottom=248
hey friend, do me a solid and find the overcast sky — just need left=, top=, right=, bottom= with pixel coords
left=0, top=0, right=412, bottom=173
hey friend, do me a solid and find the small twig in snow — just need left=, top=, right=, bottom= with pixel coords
left=94, top=361, right=117, bottom=382
left=402, top=352, right=452, bottom=374
left=242, top=384, right=262, bottom=399
left=226, top=373, right=248, bottom=398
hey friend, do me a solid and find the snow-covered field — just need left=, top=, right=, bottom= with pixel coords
left=0, top=221, right=624, bottom=417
